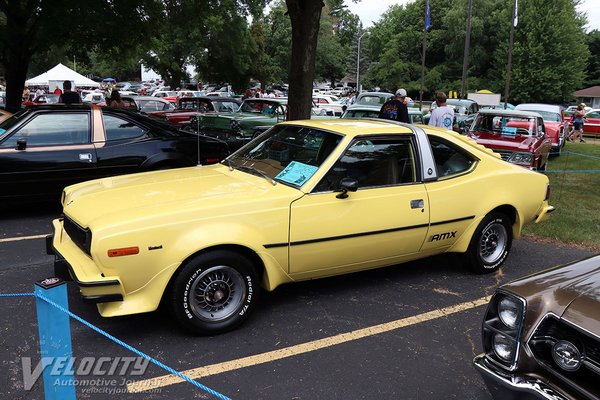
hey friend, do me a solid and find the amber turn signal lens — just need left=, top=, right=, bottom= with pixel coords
left=107, top=247, right=139, bottom=257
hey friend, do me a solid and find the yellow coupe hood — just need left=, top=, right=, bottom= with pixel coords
left=63, top=164, right=302, bottom=227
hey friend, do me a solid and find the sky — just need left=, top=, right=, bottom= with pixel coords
left=345, top=0, right=600, bottom=31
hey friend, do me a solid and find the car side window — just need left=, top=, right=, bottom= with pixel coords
left=0, top=113, right=90, bottom=148
left=314, top=137, right=416, bottom=192
left=429, top=136, right=475, bottom=178
left=221, top=102, right=239, bottom=112
left=141, top=100, right=166, bottom=112
left=411, top=114, right=423, bottom=124
left=102, top=114, right=145, bottom=141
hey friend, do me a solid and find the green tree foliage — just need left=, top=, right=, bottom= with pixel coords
left=193, top=4, right=256, bottom=92
left=263, top=2, right=293, bottom=85
left=316, top=5, right=346, bottom=86
left=584, top=29, right=600, bottom=86
left=500, top=0, right=589, bottom=103
left=363, top=0, right=588, bottom=103
left=0, top=0, right=151, bottom=110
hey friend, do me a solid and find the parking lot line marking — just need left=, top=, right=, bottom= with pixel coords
left=127, top=295, right=490, bottom=393
left=0, top=234, right=48, bottom=243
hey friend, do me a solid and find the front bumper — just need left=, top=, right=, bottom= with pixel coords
left=47, top=219, right=123, bottom=304
left=473, top=354, right=572, bottom=400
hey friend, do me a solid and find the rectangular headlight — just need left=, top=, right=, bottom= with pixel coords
left=508, top=152, right=533, bottom=165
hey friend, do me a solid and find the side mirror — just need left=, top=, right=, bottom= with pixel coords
left=336, top=177, right=359, bottom=199
left=16, top=139, right=27, bottom=150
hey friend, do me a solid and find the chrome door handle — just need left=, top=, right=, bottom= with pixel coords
left=410, top=199, right=424, bottom=209
left=79, top=153, right=93, bottom=162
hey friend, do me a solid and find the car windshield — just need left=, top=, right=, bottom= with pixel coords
left=471, top=114, right=536, bottom=136
left=357, top=95, right=388, bottom=105
left=225, top=125, right=343, bottom=187
left=239, top=100, right=283, bottom=113
left=343, top=109, right=380, bottom=118
left=0, top=109, right=29, bottom=133
left=520, top=110, right=561, bottom=122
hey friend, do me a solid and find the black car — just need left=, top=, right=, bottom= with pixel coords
left=0, top=104, right=229, bottom=202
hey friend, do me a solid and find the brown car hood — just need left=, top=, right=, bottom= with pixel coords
left=503, top=255, right=600, bottom=334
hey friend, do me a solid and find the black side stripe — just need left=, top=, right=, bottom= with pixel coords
left=263, top=215, right=475, bottom=249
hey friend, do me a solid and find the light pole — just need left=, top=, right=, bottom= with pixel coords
left=356, top=31, right=369, bottom=94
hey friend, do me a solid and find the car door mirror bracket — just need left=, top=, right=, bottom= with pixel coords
left=16, top=139, right=27, bottom=151
left=336, top=177, right=358, bottom=199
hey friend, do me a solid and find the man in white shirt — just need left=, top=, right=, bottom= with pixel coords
left=428, top=92, right=455, bottom=130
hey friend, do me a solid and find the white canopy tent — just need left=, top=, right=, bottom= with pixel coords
left=25, top=63, right=100, bottom=88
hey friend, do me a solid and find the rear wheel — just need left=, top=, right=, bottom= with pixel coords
left=169, top=250, right=259, bottom=335
left=464, top=212, right=512, bottom=274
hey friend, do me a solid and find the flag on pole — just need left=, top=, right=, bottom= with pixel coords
left=425, top=0, right=431, bottom=30
left=513, top=0, right=518, bottom=27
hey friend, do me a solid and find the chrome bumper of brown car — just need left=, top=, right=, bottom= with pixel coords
left=473, top=354, right=572, bottom=400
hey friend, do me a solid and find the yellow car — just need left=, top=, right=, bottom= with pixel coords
left=48, top=119, right=555, bottom=334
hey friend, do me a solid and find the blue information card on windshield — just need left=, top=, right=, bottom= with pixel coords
left=275, top=161, right=318, bottom=186
left=501, top=127, right=517, bottom=136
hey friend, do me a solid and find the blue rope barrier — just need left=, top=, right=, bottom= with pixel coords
left=545, top=170, right=600, bottom=173
left=0, top=292, right=35, bottom=297
left=1, top=292, right=231, bottom=400
left=561, top=151, right=600, bottom=160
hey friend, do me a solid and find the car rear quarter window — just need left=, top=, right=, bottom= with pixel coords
left=218, top=102, right=239, bottom=112
left=0, top=112, right=90, bottom=147
left=429, top=136, right=475, bottom=178
left=102, top=114, right=146, bottom=141
left=139, top=100, right=169, bottom=112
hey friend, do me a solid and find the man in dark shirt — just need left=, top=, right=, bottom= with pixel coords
left=378, top=88, right=409, bottom=123
left=58, top=80, right=81, bottom=104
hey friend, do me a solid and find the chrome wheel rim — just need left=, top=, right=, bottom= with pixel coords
left=189, top=266, right=246, bottom=322
left=479, top=222, right=507, bottom=264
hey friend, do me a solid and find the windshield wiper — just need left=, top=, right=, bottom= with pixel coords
left=222, top=158, right=236, bottom=171
left=236, top=165, right=277, bottom=186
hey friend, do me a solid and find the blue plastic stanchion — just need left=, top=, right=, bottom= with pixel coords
left=34, top=278, right=76, bottom=400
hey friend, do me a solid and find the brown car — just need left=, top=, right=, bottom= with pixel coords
left=474, top=254, right=600, bottom=399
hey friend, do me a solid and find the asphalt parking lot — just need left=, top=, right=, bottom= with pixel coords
left=0, top=204, right=595, bottom=400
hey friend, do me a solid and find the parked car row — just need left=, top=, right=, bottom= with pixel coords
left=0, top=104, right=228, bottom=203
left=7, top=91, right=600, bottom=400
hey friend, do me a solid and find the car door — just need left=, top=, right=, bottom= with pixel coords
left=288, top=135, right=429, bottom=279
left=584, top=111, right=600, bottom=135
left=93, top=112, right=155, bottom=177
left=421, top=136, right=479, bottom=252
left=0, top=110, right=95, bottom=200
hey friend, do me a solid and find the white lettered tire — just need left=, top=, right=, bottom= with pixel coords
left=170, top=250, right=259, bottom=335
left=464, top=212, right=512, bottom=274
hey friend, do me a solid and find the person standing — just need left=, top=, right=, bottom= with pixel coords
left=108, top=88, right=125, bottom=107
left=378, top=88, right=410, bottom=123
left=58, top=81, right=81, bottom=104
left=571, top=104, right=587, bottom=143
left=428, top=92, right=455, bottom=130
left=22, top=86, right=31, bottom=102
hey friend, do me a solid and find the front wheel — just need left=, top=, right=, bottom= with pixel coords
left=169, top=251, right=260, bottom=335
left=464, top=213, right=512, bottom=274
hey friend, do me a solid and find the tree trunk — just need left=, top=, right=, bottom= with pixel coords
left=286, top=0, right=324, bottom=120
left=4, top=60, right=30, bottom=113
left=0, top=1, right=37, bottom=113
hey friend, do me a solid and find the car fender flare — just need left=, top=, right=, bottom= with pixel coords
left=164, top=222, right=292, bottom=293
left=446, top=204, right=519, bottom=254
